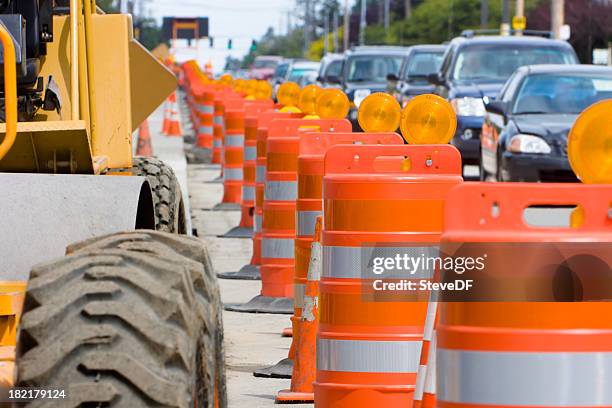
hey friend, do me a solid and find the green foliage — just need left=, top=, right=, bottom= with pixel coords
left=243, top=27, right=306, bottom=67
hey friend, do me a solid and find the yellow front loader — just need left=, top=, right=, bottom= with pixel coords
left=0, top=1, right=225, bottom=406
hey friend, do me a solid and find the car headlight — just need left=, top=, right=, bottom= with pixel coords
left=353, top=89, right=371, bottom=108
left=450, top=97, right=486, bottom=117
left=507, top=134, right=551, bottom=154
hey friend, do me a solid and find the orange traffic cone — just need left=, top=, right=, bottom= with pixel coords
left=135, top=120, right=153, bottom=156
left=276, top=216, right=322, bottom=404
left=166, top=91, right=182, bottom=137
left=161, top=98, right=172, bottom=134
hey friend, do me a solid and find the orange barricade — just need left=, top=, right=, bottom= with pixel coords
left=214, top=99, right=245, bottom=210
left=314, top=144, right=463, bottom=407
left=212, top=94, right=226, bottom=164
left=276, top=132, right=403, bottom=403
left=436, top=183, right=612, bottom=408
left=224, top=119, right=350, bottom=316
left=218, top=111, right=301, bottom=281
left=194, top=88, right=215, bottom=148
left=221, top=100, right=275, bottom=238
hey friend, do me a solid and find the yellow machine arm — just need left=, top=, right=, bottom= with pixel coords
left=0, top=23, right=17, bottom=161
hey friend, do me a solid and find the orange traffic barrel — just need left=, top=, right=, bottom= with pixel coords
left=195, top=88, right=215, bottom=148
left=436, top=183, right=612, bottom=408
left=212, top=93, right=226, bottom=165
left=214, top=99, right=245, bottom=211
left=314, top=144, right=463, bottom=407
left=224, top=118, right=350, bottom=317
left=221, top=100, right=275, bottom=238
left=217, top=111, right=301, bottom=281
left=276, top=132, right=403, bottom=403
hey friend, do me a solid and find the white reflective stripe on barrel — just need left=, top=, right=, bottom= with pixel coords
left=262, top=238, right=294, bottom=259
left=297, top=210, right=322, bottom=236
left=256, top=165, right=266, bottom=183
left=244, top=146, right=257, bottom=161
left=198, top=104, right=214, bottom=114
left=198, top=126, right=213, bottom=134
left=322, top=245, right=439, bottom=279
left=254, top=214, right=262, bottom=233
left=293, top=283, right=305, bottom=308
left=213, top=115, right=224, bottom=125
left=213, top=138, right=223, bottom=148
left=317, top=339, right=422, bottom=373
left=437, top=349, right=612, bottom=406
left=242, top=185, right=255, bottom=201
left=225, top=134, right=244, bottom=147
left=265, top=181, right=297, bottom=201
left=223, top=168, right=243, bottom=181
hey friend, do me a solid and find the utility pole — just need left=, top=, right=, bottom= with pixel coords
left=343, top=0, right=350, bottom=50
left=120, top=0, right=128, bottom=14
left=384, top=0, right=390, bottom=33
left=515, top=0, right=524, bottom=35
left=480, top=0, right=488, bottom=28
left=324, top=11, right=330, bottom=55
left=304, top=0, right=311, bottom=57
left=405, top=0, right=411, bottom=19
left=501, top=0, right=510, bottom=35
left=551, top=0, right=564, bottom=39
left=359, top=0, right=366, bottom=46
left=333, top=10, right=339, bottom=52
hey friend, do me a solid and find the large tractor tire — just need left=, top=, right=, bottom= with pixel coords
left=132, top=157, right=187, bottom=234
left=17, top=231, right=226, bottom=408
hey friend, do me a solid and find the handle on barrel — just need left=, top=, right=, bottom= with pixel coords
left=268, top=118, right=352, bottom=137
left=323, top=144, right=462, bottom=176
left=444, top=183, right=612, bottom=231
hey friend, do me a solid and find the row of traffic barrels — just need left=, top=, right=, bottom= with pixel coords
left=179, top=61, right=612, bottom=408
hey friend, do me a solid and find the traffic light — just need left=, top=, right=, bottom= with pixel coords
left=209, top=37, right=214, bottom=47
left=250, top=39, right=257, bottom=52
left=227, top=39, right=233, bottom=49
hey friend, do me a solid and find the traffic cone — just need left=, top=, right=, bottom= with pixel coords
left=162, top=98, right=172, bottom=134
left=276, top=216, right=322, bottom=404
left=135, top=120, right=153, bottom=156
left=166, top=91, right=182, bottom=137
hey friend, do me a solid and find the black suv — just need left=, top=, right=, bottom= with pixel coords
left=338, top=46, right=409, bottom=128
left=388, top=44, right=447, bottom=107
left=429, top=32, right=578, bottom=166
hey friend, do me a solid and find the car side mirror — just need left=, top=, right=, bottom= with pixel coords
left=387, top=73, right=399, bottom=82
left=326, top=75, right=341, bottom=84
left=485, top=100, right=508, bottom=116
left=427, top=72, right=442, bottom=86
left=316, top=76, right=324, bottom=82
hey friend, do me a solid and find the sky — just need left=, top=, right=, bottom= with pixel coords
left=149, top=0, right=299, bottom=72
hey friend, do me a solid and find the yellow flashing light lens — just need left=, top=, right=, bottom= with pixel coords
left=316, top=89, right=350, bottom=119
left=279, top=105, right=302, bottom=114
left=298, top=84, right=322, bottom=115
left=219, top=73, right=233, bottom=86
left=357, top=93, right=401, bottom=133
left=400, top=94, right=457, bottom=145
left=233, top=78, right=247, bottom=92
left=568, top=99, right=612, bottom=184
left=277, top=81, right=301, bottom=107
left=255, top=81, right=273, bottom=100
left=245, top=79, right=258, bottom=96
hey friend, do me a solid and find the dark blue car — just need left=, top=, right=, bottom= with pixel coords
left=481, top=64, right=612, bottom=182
left=428, top=33, right=579, bottom=167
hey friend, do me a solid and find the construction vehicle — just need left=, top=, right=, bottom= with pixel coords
left=0, top=0, right=225, bottom=406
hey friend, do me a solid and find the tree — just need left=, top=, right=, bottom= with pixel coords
left=528, top=0, right=612, bottom=63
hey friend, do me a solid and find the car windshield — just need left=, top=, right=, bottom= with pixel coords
left=512, top=73, right=612, bottom=114
left=452, top=44, right=576, bottom=82
left=325, top=60, right=343, bottom=78
left=275, top=64, right=289, bottom=77
left=347, top=55, right=403, bottom=82
left=253, top=59, right=278, bottom=69
left=403, top=51, right=444, bottom=79
left=288, top=68, right=318, bottom=82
